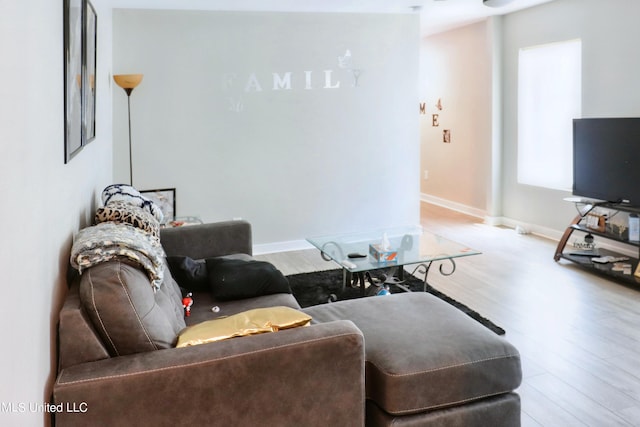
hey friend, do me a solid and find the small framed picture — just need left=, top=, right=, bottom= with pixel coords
left=141, top=188, right=176, bottom=222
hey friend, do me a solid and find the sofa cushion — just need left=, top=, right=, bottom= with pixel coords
left=185, top=291, right=302, bottom=326
left=79, top=260, right=186, bottom=356
left=366, top=393, right=522, bottom=427
left=204, top=258, right=291, bottom=301
left=176, top=306, right=312, bottom=347
left=304, top=292, right=522, bottom=416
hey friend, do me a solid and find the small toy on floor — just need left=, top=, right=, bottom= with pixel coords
left=182, top=292, right=194, bottom=317
left=376, top=285, right=391, bottom=296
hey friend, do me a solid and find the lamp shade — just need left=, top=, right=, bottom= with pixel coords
left=113, top=74, right=144, bottom=90
left=113, top=73, right=143, bottom=186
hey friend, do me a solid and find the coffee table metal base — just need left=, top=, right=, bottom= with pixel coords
left=325, top=258, right=458, bottom=302
left=389, top=259, right=457, bottom=293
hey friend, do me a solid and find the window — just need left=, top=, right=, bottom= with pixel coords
left=517, top=39, right=582, bottom=191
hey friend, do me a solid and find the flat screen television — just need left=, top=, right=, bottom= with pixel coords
left=573, top=117, right=640, bottom=206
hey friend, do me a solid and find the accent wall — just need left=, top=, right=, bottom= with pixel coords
left=112, top=10, right=420, bottom=251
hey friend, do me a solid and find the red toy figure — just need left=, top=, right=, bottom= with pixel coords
left=182, top=292, right=194, bottom=317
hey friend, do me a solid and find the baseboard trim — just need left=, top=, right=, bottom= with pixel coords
left=253, top=239, right=313, bottom=256
left=258, top=197, right=635, bottom=257
left=499, top=217, right=563, bottom=241
left=420, top=194, right=487, bottom=220
left=421, top=194, right=562, bottom=242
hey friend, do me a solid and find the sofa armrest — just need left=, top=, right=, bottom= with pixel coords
left=160, top=219, right=252, bottom=259
left=53, top=320, right=365, bottom=427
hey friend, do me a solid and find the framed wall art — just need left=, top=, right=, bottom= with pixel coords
left=63, top=0, right=97, bottom=163
left=141, top=188, right=176, bottom=222
left=443, top=129, right=451, bottom=143
left=84, top=1, right=97, bottom=143
left=63, top=0, right=83, bottom=162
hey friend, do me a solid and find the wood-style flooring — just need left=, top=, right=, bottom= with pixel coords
left=256, top=202, right=640, bottom=426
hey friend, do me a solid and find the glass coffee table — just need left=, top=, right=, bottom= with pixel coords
left=306, top=225, right=481, bottom=300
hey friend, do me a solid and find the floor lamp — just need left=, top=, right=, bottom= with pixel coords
left=113, top=74, right=143, bottom=186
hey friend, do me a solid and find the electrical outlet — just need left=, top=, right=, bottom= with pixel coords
left=423, top=170, right=429, bottom=180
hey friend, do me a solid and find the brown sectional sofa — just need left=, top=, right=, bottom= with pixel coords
left=53, top=220, right=522, bottom=426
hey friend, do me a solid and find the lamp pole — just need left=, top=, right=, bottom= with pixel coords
left=126, top=91, right=133, bottom=186
left=113, top=74, right=143, bottom=187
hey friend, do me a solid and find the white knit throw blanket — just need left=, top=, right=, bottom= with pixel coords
left=71, top=222, right=166, bottom=291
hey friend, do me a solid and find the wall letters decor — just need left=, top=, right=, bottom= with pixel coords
left=222, top=50, right=361, bottom=113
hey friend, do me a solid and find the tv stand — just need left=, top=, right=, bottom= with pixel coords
left=554, top=199, right=640, bottom=285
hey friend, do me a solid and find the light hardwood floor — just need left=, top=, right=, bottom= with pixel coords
left=257, top=202, right=640, bottom=426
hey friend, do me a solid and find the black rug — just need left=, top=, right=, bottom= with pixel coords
left=286, top=268, right=505, bottom=335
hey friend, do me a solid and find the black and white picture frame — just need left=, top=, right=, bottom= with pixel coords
left=141, top=188, right=176, bottom=222
left=64, top=0, right=97, bottom=163
left=63, top=0, right=83, bottom=162
left=84, top=1, right=97, bottom=143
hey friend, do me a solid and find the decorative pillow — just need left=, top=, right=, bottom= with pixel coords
left=176, top=306, right=311, bottom=347
left=204, top=258, right=291, bottom=301
left=166, top=256, right=209, bottom=292
left=95, top=201, right=160, bottom=239
left=101, top=184, right=164, bottom=223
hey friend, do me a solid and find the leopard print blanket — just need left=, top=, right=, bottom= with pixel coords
left=95, top=201, right=160, bottom=239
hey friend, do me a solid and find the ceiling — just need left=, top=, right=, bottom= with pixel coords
left=109, top=0, right=554, bottom=36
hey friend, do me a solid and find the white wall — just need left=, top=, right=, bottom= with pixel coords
left=500, top=0, right=640, bottom=233
left=420, top=20, right=495, bottom=218
left=422, top=0, right=640, bottom=236
left=0, top=1, right=113, bottom=425
left=112, top=10, right=421, bottom=250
